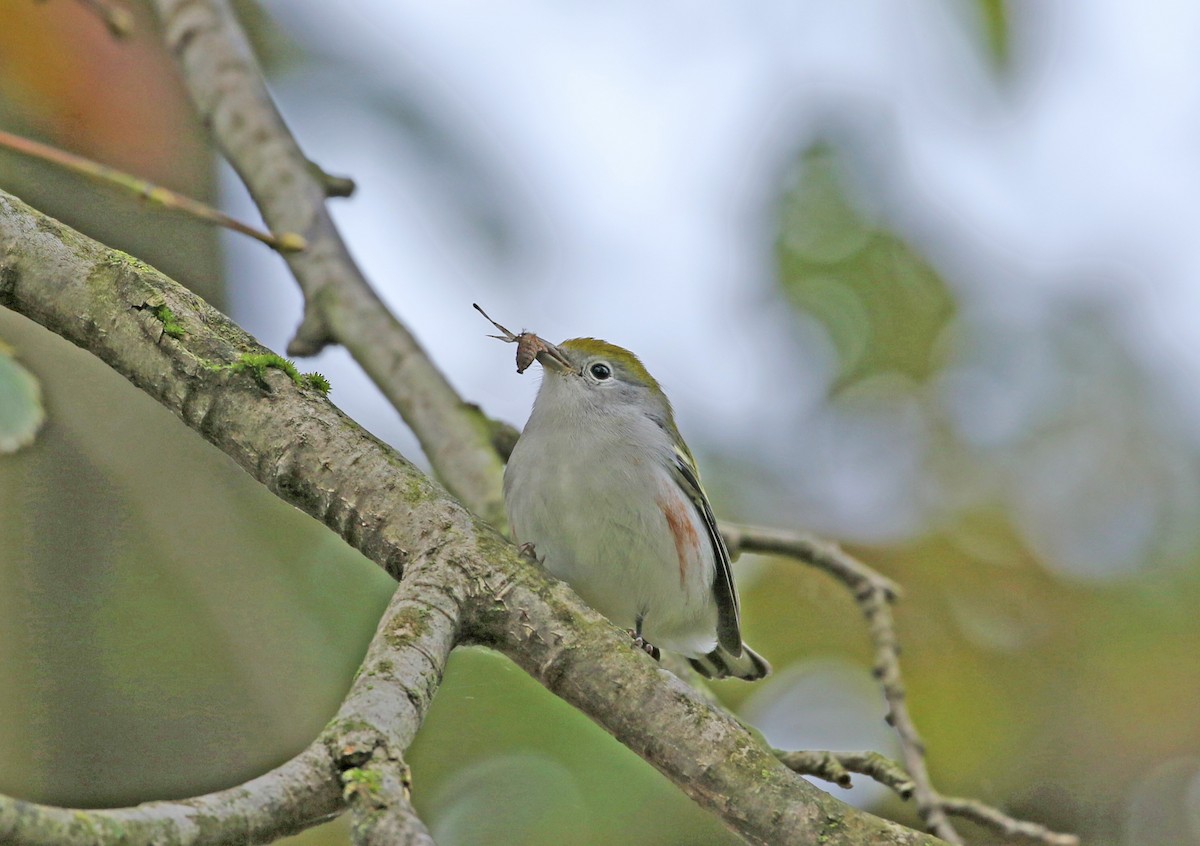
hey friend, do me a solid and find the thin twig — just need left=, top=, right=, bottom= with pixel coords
left=859, top=587, right=962, bottom=841
left=722, top=523, right=902, bottom=600
left=0, top=129, right=304, bottom=252
left=940, top=797, right=1080, bottom=846
left=728, top=524, right=956, bottom=838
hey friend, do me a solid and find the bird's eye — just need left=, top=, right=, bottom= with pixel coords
left=589, top=362, right=612, bottom=381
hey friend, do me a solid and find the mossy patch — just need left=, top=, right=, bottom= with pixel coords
left=149, top=303, right=185, bottom=339
left=341, top=766, right=384, bottom=803
left=302, top=371, right=330, bottom=393
left=101, top=248, right=153, bottom=274
left=225, top=353, right=330, bottom=395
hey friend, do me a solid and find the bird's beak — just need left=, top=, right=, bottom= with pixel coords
left=535, top=341, right=573, bottom=374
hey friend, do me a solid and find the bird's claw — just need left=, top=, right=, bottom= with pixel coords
left=627, top=630, right=661, bottom=661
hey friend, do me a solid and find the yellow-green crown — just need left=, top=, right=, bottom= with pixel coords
left=559, top=337, right=661, bottom=392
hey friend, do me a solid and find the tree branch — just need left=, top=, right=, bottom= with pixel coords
left=939, top=798, right=1079, bottom=846
left=723, top=527, right=1077, bottom=845
left=147, top=0, right=507, bottom=526
left=0, top=129, right=304, bottom=253
left=0, top=188, right=959, bottom=846
left=722, top=523, right=901, bottom=601
left=344, top=758, right=432, bottom=846
left=460, top=572, right=943, bottom=846
left=330, top=573, right=458, bottom=846
left=776, top=750, right=915, bottom=798
left=0, top=743, right=340, bottom=846
left=723, top=523, right=961, bottom=839
left=0, top=579, right=449, bottom=846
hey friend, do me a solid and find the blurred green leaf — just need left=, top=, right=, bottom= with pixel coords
left=0, top=339, right=45, bottom=453
left=776, top=145, right=956, bottom=392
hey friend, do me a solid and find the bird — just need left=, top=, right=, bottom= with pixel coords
left=480, top=306, right=769, bottom=681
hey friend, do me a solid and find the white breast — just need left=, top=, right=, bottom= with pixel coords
left=504, top=393, right=718, bottom=657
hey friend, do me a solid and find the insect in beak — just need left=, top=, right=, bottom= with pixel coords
left=474, top=303, right=573, bottom=374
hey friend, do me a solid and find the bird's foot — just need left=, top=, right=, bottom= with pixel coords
left=627, top=630, right=661, bottom=662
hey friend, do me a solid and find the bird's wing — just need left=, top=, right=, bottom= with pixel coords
left=670, top=446, right=742, bottom=654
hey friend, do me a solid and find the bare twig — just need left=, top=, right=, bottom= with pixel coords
left=776, top=749, right=1079, bottom=846
left=0, top=129, right=303, bottom=252
left=776, top=749, right=915, bottom=798
left=859, top=588, right=963, bottom=840
left=940, top=797, right=1080, bottom=846
left=722, top=523, right=901, bottom=600
left=149, top=0, right=507, bottom=526
left=306, top=160, right=357, bottom=198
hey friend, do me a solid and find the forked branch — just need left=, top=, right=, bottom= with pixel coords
left=728, top=525, right=1078, bottom=846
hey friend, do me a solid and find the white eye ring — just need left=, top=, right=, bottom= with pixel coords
left=589, top=362, right=613, bottom=381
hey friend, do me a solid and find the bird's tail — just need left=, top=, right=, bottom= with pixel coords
left=688, top=643, right=770, bottom=681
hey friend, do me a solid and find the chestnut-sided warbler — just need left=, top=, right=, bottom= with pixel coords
left=478, top=306, right=769, bottom=681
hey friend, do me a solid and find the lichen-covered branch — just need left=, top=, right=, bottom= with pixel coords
left=460, top=567, right=945, bottom=846
left=147, top=0, right=507, bottom=526
left=330, top=573, right=458, bottom=846
left=0, top=743, right=340, bottom=846
left=1, top=188, right=959, bottom=846
left=776, top=750, right=915, bottom=798
left=344, top=759, right=432, bottom=846
left=0, top=570, right=459, bottom=846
